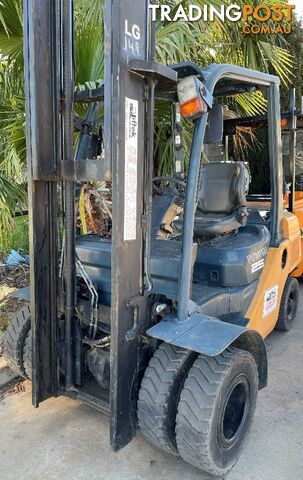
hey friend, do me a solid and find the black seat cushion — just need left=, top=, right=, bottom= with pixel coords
left=195, top=162, right=249, bottom=236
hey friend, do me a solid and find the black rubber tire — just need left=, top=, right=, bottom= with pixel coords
left=3, top=304, right=31, bottom=378
left=176, top=348, right=258, bottom=476
left=23, top=333, right=32, bottom=380
left=138, top=343, right=196, bottom=455
left=275, top=277, right=299, bottom=331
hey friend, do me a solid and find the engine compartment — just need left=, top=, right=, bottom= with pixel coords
left=76, top=222, right=270, bottom=293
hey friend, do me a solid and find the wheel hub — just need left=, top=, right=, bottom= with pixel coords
left=219, top=375, right=250, bottom=448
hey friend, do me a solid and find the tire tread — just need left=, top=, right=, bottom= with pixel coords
left=138, top=343, right=196, bottom=455
left=3, top=304, right=31, bottom=378
left=23, top=333, right=32, bottom=380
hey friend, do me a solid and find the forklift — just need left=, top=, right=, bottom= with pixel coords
left=3, top=0, right=302, bottom=476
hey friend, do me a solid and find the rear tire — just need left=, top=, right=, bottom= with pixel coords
left=176, top=348, right=258, bottom=476
left=23, top=333, right=32, bottom=380
left=138, top=343, right=196, bottom=455
left=3, top=304, right=31, bottom=378
left=275, top=277, right=299, bottom=331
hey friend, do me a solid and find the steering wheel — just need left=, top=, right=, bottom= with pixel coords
left=152, top=176, right=186, bottom=195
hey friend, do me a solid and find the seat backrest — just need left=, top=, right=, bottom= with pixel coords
left=197, top=161, right=247, bottom=214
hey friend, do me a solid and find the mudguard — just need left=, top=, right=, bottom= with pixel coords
left=147, top=313, right=267, bottom=389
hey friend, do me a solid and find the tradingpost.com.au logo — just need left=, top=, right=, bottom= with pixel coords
left=149, top=3, right=295, bottom=35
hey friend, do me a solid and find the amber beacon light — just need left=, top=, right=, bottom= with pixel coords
left=178, top=76, right=211, bottom=120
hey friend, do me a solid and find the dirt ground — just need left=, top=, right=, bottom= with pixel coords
left=0, top=265, right=29, bottom=331
left=0, top=287, right=303, bottom=480
left=0, top=376, right=27, bottom=401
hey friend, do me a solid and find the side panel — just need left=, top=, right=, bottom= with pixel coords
left=246, top=240, right=298, bottom=338
left=105, top=0, right=151, bottom=451
left=23, top=0, right=60, bottom=404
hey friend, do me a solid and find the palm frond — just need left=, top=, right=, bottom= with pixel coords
left=0, top=172, right=26, bottom=246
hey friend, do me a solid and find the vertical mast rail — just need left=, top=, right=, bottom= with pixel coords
left=105, top=0, right=153, bottom=450
left=23, top=0, right=61, bottom=404
left=61, top=0, right=76, bottom=391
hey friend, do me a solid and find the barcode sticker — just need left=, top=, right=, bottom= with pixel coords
left=124, top=97, right=139, bottom=241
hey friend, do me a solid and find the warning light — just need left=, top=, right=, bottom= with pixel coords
left=180, top=97, right=207, bottom=120
left=177, top=76, right=212, bottom=121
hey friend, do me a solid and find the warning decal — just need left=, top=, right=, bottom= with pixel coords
left=263, top=286, right=279, bottom=318
left=124, top=97, right=139, bottom=241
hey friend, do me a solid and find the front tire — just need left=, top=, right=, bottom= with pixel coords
left=176, top=348, right=258, bottom=476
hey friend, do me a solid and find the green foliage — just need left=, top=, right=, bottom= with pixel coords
left=0, top=0, right=301, bottom=250
left=0, top=0, right=23, bottom=75
left=0, top=57, right=26, bottom=245
left=0, top=174, right=26, bottom=248
left=0, top=214, right=29, bottom=255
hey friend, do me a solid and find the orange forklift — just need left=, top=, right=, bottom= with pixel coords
left=3, top=0, right=303, bottom=476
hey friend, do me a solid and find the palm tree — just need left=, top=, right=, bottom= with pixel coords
left=0, top=0, right=300, bottom=246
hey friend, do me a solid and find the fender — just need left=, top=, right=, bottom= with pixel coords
left=147, top=313, right=268, bottom=389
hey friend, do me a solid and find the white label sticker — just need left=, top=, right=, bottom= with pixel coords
left=247, top=247, right=268, bottom=265
left=124, top=97, right=138, bottom=241
left=263, top=286, right=279, bottom=318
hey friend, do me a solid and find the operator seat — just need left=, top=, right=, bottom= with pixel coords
left=194, top=161, right=249, bottom=237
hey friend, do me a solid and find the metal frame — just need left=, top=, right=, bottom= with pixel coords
left=177, top=64, right=283, bottom=321
left=23, top=0, right=61, bottom=405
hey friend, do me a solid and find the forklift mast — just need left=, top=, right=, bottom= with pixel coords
left=23, top=0, right=160, bottom=450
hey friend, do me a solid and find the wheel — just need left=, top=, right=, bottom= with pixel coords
left=275, top=277, right=299, bottom=331
left=138, top=343, right=196, bottom=455
left=3, top=304, right=31, bottom=378
left=176, top=348, right=258, bottom=476
left=23, top=333, right=32, bottom=380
